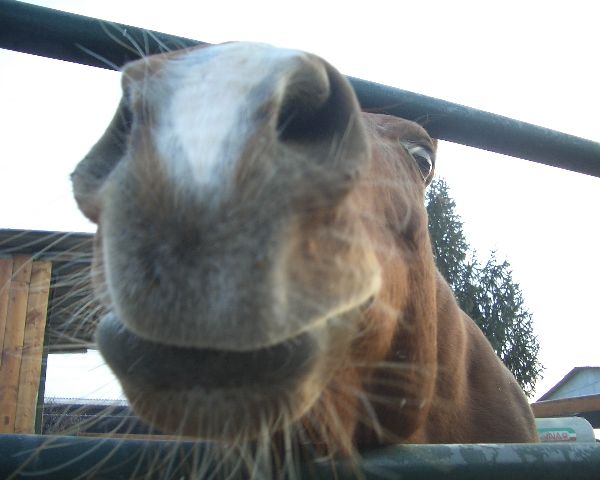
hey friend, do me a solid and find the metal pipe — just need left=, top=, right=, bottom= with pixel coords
left=0, top=0, right=202, bottom=68
left=1, top=434, right=599, bottom=479
left=1, top=0, right=599, bottom=177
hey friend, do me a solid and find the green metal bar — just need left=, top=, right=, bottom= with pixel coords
left=0, top=435, right=598, bottom=479
left=1, top=1, right=599, bottom=177
left=0, top=0, right=201, bottom=68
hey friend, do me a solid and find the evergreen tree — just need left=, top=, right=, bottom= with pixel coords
left=426, top=179, right=542, bottom=396
left=426, top=179, right=468, bottom=288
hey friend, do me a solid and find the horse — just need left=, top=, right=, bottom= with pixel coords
left=71, top=41, right=537, bottom=470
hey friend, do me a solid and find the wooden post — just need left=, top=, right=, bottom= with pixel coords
left=0, top=258, right=14, bottom=369
left=0, top=256, right=32, bottom=433
left=0, top=256, right=52, bottom=434
left=15, top=261, right=52, bottom=433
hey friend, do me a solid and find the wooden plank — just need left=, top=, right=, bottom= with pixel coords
left=0, top=258, right=14, bottom=367
left=531, top=394, right=600, bottom=418
left=0, top=256, right=32, bottom=433
left=14, top=261, right=52, bottom=433
left=0, top=259, right=16, bottom=360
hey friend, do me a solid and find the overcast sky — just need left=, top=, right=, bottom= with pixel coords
left=1, top=1, right=599, bottom=404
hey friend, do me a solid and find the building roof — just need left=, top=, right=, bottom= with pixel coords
left=0, top=228, right=96, bottom=353
left=538, top=367, right=600, bottom=401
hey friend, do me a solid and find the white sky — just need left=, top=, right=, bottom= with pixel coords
left=1, top=1, right=599, bottom=405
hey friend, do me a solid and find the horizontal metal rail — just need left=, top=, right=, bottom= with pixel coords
left=0, top=434, right=598, bottom=480
left=1, top=0, right=599, bottom=177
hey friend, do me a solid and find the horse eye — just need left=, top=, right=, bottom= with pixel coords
left=406, top=145, right=433, bottom=181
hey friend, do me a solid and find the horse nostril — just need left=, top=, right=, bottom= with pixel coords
left=276, top=59, right=359, bottom=147
left=277, top=71, right=329, bottom=142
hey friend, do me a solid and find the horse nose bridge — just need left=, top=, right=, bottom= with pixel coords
left=133, top=44, right=369, bottom=205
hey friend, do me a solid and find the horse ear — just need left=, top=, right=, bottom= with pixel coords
left=71, top=98, right=131, bottom=223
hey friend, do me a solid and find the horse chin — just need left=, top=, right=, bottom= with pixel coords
left=119, top=383, right=321, bottom=442
left=95, top=312, right=355, bottom=440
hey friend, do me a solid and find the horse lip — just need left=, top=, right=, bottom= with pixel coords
left=96, top=313, right=319, bottom=392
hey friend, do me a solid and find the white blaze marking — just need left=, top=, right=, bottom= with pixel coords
left=153, top=43, right=307, bottom=200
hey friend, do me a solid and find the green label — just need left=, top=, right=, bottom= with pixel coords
left=537, top=427, right=577, bottom=442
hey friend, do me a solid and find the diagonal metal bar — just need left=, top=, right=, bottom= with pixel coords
left=1, top=0, right=599, bottom=177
